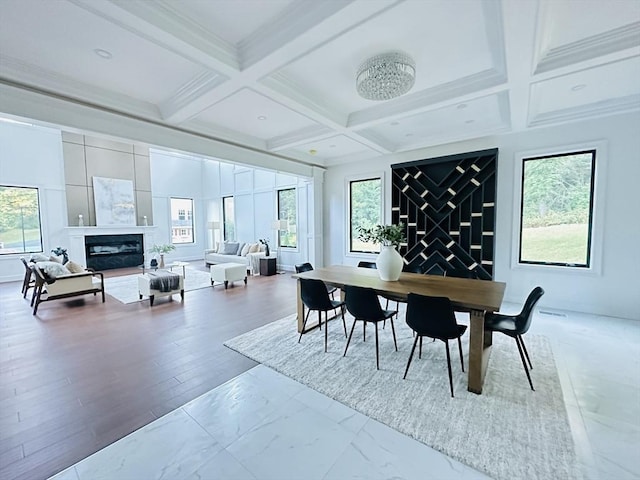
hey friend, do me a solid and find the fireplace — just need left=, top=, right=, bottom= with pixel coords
left=85, top=234, right=144, bottom=271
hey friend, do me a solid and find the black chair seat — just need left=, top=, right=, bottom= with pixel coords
left=484, top=314, right=519, bottom=335
left=298, top=278, right=347, bottom=352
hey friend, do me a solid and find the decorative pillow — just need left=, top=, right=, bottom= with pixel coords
left=236, top=242, right=246, bottom=255
left=49, top=255, right=62, bottom=263
left=66, top=260, right=86, bottom=273
left=37, top=261, right=71, bottom=278
left=215, top=242, right=223, bottom=254
left=240, top=243, right=251, bottom=256
left=248, top=243, right=260, bottom=254
left=221, top=242, right=240, bottom=255
left=30, top=253, right=50, bottom=262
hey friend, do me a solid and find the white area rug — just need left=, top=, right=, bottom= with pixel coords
left=225, top=314, right=582, bottom=480
left=104, top=268, right=211, bottom=304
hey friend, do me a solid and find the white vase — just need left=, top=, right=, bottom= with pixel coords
left=376, top=245, right=403, bottom=281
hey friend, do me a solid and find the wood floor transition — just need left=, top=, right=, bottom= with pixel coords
left=0, top=264, right=297, bottom=480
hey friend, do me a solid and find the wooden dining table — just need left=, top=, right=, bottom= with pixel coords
left=292, top=265, right=506, bottom=394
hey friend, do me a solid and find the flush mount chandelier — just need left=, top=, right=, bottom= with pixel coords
left=356, top=51, right=416, bottom=101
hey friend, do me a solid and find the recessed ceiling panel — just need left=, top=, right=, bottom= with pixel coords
left=360, top=94, right=507, bottom=150
left=530, top=57, right=640, bottom=119
left=174, top=0, right=296, bottom=45
left=273, top=0, right=495, bottom=116
left=0, top=0, right=206, bottom=104
left=195, top=89, right=318, bottom=140
left=283, top=135, right=377, bottom=160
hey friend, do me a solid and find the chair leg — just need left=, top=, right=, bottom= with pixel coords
left=515, top=335, right=535, bottom=391
left=341, top=305, right=347, bottom=337
left=403, top=335, right=420, bottom=379
left=375, top=321, right=379, bottom=370
left=419, top=336, right=423, bottom=359
left=363, top=321, right=366, bottom=342
left=519, top=334, right=533, bottom=369
left=324, top=311, right=328, bottom=353
left=445, top=341, right=454, bottom=397
left=343, top=319, right=357, bottom=357
left=318, top=309, right=321, bottom=330
left=298, top=310, right=311, bottom=343
left=457, top=336, right=465, bottom=372
left=390, top=317, right=398, bottom=351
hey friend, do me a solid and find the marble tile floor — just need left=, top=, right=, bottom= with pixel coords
left=50, top=306, right=640, bottom=480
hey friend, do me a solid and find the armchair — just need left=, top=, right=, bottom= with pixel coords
left=32, top=264, right=105, bottom=315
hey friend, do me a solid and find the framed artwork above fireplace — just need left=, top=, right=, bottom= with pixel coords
left=93, top=176, right=135, bottom=226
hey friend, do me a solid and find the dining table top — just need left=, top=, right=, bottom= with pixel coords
left=293, top=264, right=506, bottom=312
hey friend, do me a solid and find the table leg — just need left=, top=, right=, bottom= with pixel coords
left=468, top=309, right=493, bottom=394
left=297, top=280, right=304, bottom=333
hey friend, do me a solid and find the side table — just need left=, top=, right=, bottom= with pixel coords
left=259, top=257, right=276, bottom=276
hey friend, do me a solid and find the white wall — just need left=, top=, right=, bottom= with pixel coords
left=0, top=122, right=67, bottom=282
left=324, top=112, right=640, bottom=320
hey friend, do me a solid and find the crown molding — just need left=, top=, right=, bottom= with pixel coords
left=0, top=56, right=160, bottom=120
left=528, top=94, right=640, bottom=127
left=347, top=68, right=507, bottom=129
left=534, top=21, right=640, bottom=74
left=158, top=71, right=228, bottom=121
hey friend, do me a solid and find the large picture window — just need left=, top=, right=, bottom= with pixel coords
left=349, top=177, right=382, bottom=253
left=519, top=150, right=596, bottom=267
left=0, top=185, right=43, bottom=255
left=170, top=198, right=194, bottom=244
left=277, top=188, right=297, bottom=248
left=222, top=196, right=235, bottom=241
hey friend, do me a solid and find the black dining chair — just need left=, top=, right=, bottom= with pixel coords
left=295, top=262, right=337, bottom=299
left=484, top=286, right=544, bottom=391
left=344, top=285, right=398, bottom=370
left=20, top=257, right=35, bottom=299
left=298, top=278, right=346, bottom=352
left=403, top=293, right=467, bottom=397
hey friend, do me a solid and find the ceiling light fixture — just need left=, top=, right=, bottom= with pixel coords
left=257, top=115, right=267, bottom=120
left=571, top=84, right=586, bottom=91
left=356, top=51, right=415, bottom=101
left=309, top=149, right=317, bottom=155
left=93, top=48, right=112, bottom=59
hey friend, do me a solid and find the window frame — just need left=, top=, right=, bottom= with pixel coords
left=346, top=173, right=384, bottom=256
left=276, top=187, right=297, bottom=249
left=0, top=184, right=44, bottom=256
left=222, top=196, right=235, bottom=242
left=169, top=197, right=194, bottom=245
left=511, top=142, right=607, bottom=275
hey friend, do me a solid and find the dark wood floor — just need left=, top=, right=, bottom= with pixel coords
left=0, top=265, right=297, bottom=480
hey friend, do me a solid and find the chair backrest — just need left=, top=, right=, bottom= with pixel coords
left=405, top=293, right=460, bottom=339
left=295, top=262, right=313, bottom=273
left=344, top=285, right=386, bottom=321
left=514, top=286, right=545, bottom=334
left=444, top=268, right=478, bottom=279
left=357, top=261, right=377, bottom=269
left=299, top=278, right=334, bottom=311
left=403, top=263, right=426, bottom=274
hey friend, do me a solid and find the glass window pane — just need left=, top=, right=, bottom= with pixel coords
left=170, top=198, right=194, bottom=244
left=277, top=188, right=296, bottom=248
left=0, top=186, right=43, bottom=255
left=223, top=196, right=235, bottom=241
left=350, top=178, right=381, bottom=253
left=519, top=151, right=595, bottom=267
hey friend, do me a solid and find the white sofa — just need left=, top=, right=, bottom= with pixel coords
left=204, top=242, right=268, bottom=275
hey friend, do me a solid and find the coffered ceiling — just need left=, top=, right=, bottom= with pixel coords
left=0, top=0, right=638, bottom=168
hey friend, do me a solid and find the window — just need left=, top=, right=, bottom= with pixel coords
left=170, top=198, right=194, bottom=244
left=222, top=196, right=235, bottom=241
left=0, top=185, right=43, bottom=255
left=518, top=150, right=596, bottom=267
left=349, top=177, right=382, bottom=253
left=277, top=188, right=297, bottom=248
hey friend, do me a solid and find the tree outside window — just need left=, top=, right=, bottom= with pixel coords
left=170, top=198, right=194, bottom=244
left=519, top=150, right=596, bottom=267
left=277, top=188, right=296, bottom=248
left=0, top=186, right=43, bottom=255
left=349, top=178, right=382, bottom=253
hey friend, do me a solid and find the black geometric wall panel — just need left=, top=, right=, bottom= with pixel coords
left=391, top=148, right=498, bottom=280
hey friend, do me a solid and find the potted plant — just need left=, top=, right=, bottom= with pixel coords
left=357, top=223, right=406, bottom=281
left=149, top=243, right=176, bottom=268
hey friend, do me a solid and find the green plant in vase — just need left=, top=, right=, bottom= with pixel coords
left=149, top=243, right=176, bottom=268
left=357, top=223, right=406, bottom=281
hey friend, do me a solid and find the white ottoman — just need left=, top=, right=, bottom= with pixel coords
left=138, top=272, right=184, bottom=306
left=210, top=263, right=247, bottom=289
